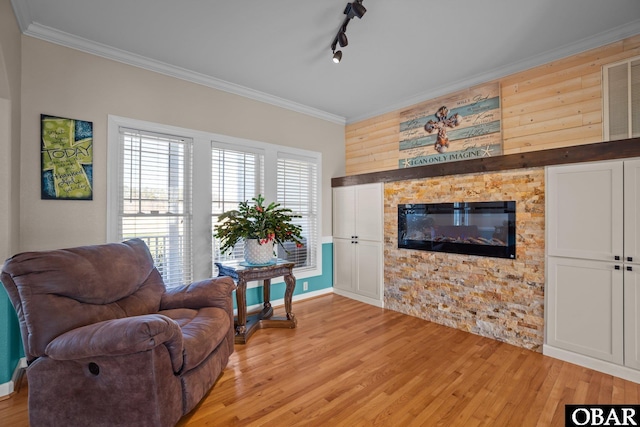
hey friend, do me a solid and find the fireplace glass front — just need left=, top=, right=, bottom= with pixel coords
left=398, top=201, right=516, bottom=259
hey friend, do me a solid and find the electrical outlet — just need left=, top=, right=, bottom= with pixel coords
left=303, top=281, right=309, bottom=291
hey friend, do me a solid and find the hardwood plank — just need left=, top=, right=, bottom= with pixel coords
left=3, top=294, right=640, bottom=426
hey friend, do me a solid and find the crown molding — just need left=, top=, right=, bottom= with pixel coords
left=18, top=21, right=346, bottom=125
left=347, top=19, right=640, bottom=124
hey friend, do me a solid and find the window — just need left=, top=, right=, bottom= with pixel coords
left=210, top=144, right=321, bottom=272
left=116, top=127, right=193, bottom=287
left=276, top=154, right=318, bottom=269
left=604, top=55, right=640, bottom=140
left=211, top=145, right=264, bottom=262
left=108, top=116, right=322, bottom=285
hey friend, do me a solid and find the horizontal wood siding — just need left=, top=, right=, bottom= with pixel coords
left=345, top=112, right=400, bottom=174
left=345, top=34, right=640, bottom=175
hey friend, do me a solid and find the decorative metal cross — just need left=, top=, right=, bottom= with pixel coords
left=424, top=106, right=462, bottom=153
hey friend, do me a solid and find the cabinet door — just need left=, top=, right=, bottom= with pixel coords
left=355, top=240, right=382, bottom=300
left=624, top=266, right=640, bottom=369
left=333, top=187, right=356, bottom=239
left=354, top=183, right=383, bottom=242
left=333, top=238, right=354, bottom=292
left=624, top=159, right=640, bottom=263
left=547, top=161, right=623, bottom=261
left=546, top=257, right=624, bottom=364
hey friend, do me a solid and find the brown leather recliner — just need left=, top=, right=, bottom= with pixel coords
left=0, top=238, right=236, bottom=427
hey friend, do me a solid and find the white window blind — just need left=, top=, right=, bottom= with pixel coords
left=211, top=144, right=264, bottom=262
left=276, top=154, right=319, bottom=270
left=118, top=127, right=193, bottom=287
left=604, top=56, right=640, bottom=140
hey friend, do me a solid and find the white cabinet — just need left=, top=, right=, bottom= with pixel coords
left=624, top=160, right=640, bottom=263
left=333, top=183, right=383, bottom=241
left=624, top=266, right=640, bottom=370
left=333, top=183, right=384, bottom=307
left=547, top=161, right=623, bottom=261
left=545, top=159, right=640, bottom=381
left=624, top=159, right=640, bottom=371
left=546, top=256, right=624, bottom=364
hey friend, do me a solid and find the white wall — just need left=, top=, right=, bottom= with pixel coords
left=0, top=0, right=21, bottom=261
left=20, top=36, right=345, bottom=251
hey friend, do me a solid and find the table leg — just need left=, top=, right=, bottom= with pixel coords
left=284, top=272, right=296, bottom=321
left=236, top=277, right=247, bottom=335
left=263, top=278, right=272, bottom=309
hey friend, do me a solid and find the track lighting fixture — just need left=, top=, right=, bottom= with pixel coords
left=330, top=1, right=366, bottom=63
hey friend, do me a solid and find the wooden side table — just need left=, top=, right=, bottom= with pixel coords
left=215, top=260, right=297, bottom=344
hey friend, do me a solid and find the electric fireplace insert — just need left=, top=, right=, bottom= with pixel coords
left=398, top=201, right=516, bottom=259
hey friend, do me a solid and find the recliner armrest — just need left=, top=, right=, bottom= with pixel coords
left=160, top=276, right=236, bottom=311
left=45, top=314, right=184, bottom=372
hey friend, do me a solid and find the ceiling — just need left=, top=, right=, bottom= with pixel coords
left=10, top=0, right=640, bottom=124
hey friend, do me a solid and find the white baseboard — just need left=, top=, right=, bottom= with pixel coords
left=543, top=344, right=640, bottom=384
left=0, top=357, right=27, bottom=398
left=0, top=380, right=12, bottom=397
left=244, top=287, right=333, bottom=313
left=332, top=288, right=384, bottom=308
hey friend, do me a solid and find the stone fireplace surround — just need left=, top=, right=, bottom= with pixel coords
left=385, top=168, right=544, bottom=351
left=332, top=138, right=640, bottom=352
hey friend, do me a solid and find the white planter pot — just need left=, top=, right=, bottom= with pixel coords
left=243, top=239, right=275, bottom=265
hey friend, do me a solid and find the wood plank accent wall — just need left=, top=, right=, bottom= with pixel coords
left=345, top=34, right=640, bottom=176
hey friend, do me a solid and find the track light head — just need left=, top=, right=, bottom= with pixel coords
left=332, top=50, right=342, bottom=64
left=345, top=1, right=366, bottom=19
left=352, top=1, right=367, bottom=18
left=338, top=31, right=348, bottom=48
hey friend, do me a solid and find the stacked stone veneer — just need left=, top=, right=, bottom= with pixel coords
left=384, top=167, right=545, bottom=351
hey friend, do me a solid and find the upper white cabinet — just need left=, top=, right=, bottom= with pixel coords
left=624, top=160, right=640, bottom=263
left=333, top=183, right=383, bottom=242
left=546, top=161, right=623, bottom=261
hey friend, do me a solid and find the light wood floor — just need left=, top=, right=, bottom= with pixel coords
left=2, top=293, right=640, bottom=426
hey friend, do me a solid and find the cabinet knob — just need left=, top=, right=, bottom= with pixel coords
left=615, top=255, right=621, bottom=261
left=627, top=266, right=633, bottom=271
left=628, top=257, right=634, bottom=262
left=615, top=265, right=621, bottom=270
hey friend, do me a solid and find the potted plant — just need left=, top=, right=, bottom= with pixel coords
left=213, top=194, right=304, bottom=265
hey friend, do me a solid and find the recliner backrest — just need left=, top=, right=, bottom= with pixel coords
left=0, top=239, right=166, bottom=362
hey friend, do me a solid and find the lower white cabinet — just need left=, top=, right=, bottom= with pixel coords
left=334, top=238, right=383, bottom=302
left=546, top=257, right=624, bottom=365
left=625, top=266, right=640, bottom=370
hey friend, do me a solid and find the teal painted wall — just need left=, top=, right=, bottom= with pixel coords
left=240, top=242, right=333, bottom=308
left=0, top=285, right=22, bottom=385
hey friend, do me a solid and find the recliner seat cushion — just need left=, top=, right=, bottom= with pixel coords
left=160, top=307, right=230, bottom=372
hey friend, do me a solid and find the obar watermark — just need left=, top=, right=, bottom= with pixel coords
left=566, top=405, right=640, bottom=426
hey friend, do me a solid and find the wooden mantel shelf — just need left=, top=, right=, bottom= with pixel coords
left=332, top=137, right=640, bottom=187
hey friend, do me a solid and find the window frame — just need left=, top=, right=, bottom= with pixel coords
left=107, top=115, right=323, bottom=283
